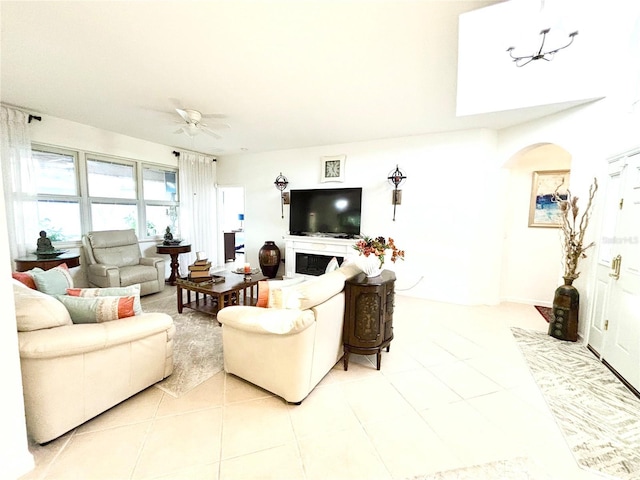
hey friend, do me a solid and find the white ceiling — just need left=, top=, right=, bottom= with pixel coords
left=0, top=0, right=584, bottom=156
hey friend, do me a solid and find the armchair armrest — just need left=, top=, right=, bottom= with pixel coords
left=217, top=306, right=315, bottom=335
left=140, top=257, right=163, bottom=267
left=18, top=313, right=174, bottom=359
left=88, top=263, right=119, bottom=278
left=87, top=263, right=120, bottom=288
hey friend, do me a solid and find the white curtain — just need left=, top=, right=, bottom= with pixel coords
left=0, top=106, right=37, bottom=265
left=177, top=150, right=217, bottom=276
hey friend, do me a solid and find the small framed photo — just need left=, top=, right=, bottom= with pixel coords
left=320, top=155, right=346, bottom=183
left=529, top=170, right=570, bottom=227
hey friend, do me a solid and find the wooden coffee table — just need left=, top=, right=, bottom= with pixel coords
left=175, top=271, right=266, bottom=318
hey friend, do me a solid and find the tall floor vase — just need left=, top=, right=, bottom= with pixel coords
left=549, top=277, right=579, bottom=342
left=258, top=241, right=281, bottom=278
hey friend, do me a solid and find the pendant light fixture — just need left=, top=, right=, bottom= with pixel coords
left=506, top=0, right=578, bottom=67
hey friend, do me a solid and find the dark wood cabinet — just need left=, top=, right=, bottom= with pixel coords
left=343, top=270, right=395, bottom=370
left=224, top=232, right=236, bottom=262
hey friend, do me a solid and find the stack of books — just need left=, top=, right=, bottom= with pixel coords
left=188, top=258, right=212, bottom=281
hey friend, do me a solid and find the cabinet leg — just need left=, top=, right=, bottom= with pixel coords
left=343, top=351, right=350, bottom=371
left=386, top=345, right=390, bottom=352
left=376, top=351, right=381, bottom=370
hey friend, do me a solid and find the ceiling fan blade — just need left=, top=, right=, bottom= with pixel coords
left=200, top=127, right=222, bottom=139
left=168, top=98, right=184, bottom=109
left=175, top=108, right=190, bottom=122
left=201, top=113, right=228, bottom=120
left=202, top=121, right=230, bottom=130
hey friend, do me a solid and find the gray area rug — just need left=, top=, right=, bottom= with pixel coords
left=141, top=289, right=224, bottom=397
left=512, top=327, right=640, bottom=480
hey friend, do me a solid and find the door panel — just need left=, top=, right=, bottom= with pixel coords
left=601, top=153, right=640, bottom=391
left=588, top=158, right=624, bottom=352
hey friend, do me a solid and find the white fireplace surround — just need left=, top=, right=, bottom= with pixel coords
left=284, top=235, right=358, bottom=278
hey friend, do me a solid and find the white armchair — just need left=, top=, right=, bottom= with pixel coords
left=82, top=229, right=165, bottom=296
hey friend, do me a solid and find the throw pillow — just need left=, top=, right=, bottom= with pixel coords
left=31, top=263, right=74, bottom=295
left=56, top=295, right=136, bottom=324
left=13, top=279, right=73, bottom=331
left=66, top=284, right=142, bottom=315
left=12, top=268, right=44, bottom=290
left=269, top=287, right=303, bottom=309
left=256, top=277, right=306, bottom=308
left=325, top=256, right=339, bottom=273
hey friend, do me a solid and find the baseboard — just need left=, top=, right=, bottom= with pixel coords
left=500, top=296, right=552, bottom=307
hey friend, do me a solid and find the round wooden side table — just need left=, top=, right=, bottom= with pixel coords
left=156, top=244, right=191, bottom=285
left=14, top=253, right=81, bottom=272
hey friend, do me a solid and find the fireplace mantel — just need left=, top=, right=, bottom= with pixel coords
left=284, top=235, right=357, bottom=278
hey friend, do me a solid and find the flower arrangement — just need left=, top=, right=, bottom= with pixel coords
left=353, top=235, right=405, bottom=269
left=554, top=177, right=598, bottom=281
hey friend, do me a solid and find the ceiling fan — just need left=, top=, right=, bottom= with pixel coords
left=172, top=108, right=229, bottom=139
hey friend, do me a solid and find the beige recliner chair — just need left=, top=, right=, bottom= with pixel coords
left=82, top=229, right=165, bottom=296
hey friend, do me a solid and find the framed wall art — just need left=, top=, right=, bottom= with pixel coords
left=320, top=155, right=346, bottom=183
left=529, top=169, right=570, bottom=227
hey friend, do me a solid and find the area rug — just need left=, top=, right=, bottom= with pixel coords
left=512, top=327, right=640, bottom=479
left=534, top=305, right=552, bottom=323
left=407, top=457, right=550, bottom=480
left=141, top=290, right=224, bottom=398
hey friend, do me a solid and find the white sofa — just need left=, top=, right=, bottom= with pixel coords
left=13, top=279, right=175, bottom=444
left=217, top=263, right=361, bottom=403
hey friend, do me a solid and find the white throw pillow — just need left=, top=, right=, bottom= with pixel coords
left=13, top=279, right=72, bottom=332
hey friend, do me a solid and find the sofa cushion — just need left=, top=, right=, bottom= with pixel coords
left=13, top=279, right=73, bottom=331
left=12, top=268, right=43, bottom=290
left=218, top=306, right=315, bottom=335
left=31, top=264, right=74, bottom=295
left=66, top=284, right=143, bottom=315
left=56, top=295, right=137, bottom=324
left=292, top=270, right=345, bottom=311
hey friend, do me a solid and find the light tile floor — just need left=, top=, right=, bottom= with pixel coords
left=20, top=295, right=616, bottom=480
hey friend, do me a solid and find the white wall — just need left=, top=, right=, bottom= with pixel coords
left=217, top=128, right=504, bottom=305
left=29, top=114, right=177, bottom=167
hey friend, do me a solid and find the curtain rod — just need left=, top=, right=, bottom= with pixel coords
left=1, top=103, right=43, bottom=123
left=172, top=150, right=217, bottom=161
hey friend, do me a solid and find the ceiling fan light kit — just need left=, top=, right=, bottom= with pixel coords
left=172, top=107, right=229, bottom=139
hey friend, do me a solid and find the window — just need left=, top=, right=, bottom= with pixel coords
left=30, top=145, right=178, bottom=243
left=87, top=156, right=138, bottom=231
left=143, top=167, right=179, bottom=237
left=32, top=147, right=82, bottom=242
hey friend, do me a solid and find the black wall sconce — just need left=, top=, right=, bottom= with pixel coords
left=274, top=172, right=289, bottom=219
left=387, top=165, right=407, bottom=221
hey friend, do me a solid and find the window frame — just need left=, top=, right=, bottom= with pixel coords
left=30, top=143, right=179, bottom=246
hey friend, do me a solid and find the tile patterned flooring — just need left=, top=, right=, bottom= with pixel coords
left=19, top=295, right=621, bottom=480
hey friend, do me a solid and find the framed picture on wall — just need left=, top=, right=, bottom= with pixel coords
left=320, top=155, right=346, bottom=183
left=529, top=170, right=570, bottom=227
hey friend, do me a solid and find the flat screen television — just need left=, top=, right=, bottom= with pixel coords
left=289, top=187, right=362, bottom=237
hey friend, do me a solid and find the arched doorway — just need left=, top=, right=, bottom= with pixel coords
left=501, top=143, right=572, bottom=306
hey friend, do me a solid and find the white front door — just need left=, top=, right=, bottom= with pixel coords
left=600, top=152, right=640, bottom=391
left=587, top=158, right=626, bottom=353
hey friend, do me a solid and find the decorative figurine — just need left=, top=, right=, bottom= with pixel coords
left=36, top=230, right=54, bottom=253
left=163, top=226, right=174, bottom=245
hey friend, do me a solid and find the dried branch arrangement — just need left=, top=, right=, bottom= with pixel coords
left=554, top=177, right=598, bottom=280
